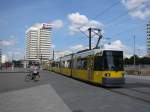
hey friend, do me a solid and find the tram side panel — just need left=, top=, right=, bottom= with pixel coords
left=72, top=56, right=90, bottom=81
left=60, top=56, right=72, bottom=77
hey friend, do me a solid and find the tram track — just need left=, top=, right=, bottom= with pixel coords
left=106, top=86, right=150, bottom=104
left=127, top=88, right=150, bottom=96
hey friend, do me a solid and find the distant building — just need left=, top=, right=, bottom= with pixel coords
left=26, top=23, right=52, bottom=62
left=147, top=22, right=150, bottom=56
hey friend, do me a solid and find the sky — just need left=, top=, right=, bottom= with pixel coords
left=0, top=0, right=150, bottom=61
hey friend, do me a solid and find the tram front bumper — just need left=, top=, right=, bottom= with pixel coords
left=102, top=77, right=125, bottom=87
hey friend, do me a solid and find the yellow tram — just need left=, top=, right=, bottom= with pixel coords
left=50, top=49, right=125, bottom=87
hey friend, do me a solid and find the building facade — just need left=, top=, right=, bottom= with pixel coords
left=26, top=23, right=52, bottom=62
left=147, top=22, right=150, bottom=56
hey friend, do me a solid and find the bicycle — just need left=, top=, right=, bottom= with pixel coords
left=25, top=71, right=40, bottom=82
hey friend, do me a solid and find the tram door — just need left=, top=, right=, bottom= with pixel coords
left=87, top=55, right=94, bottom=81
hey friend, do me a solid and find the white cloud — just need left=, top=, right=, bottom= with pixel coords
left=52, top=20, right=63, bottom=29
left=103, top=40, right=132, bottom=58
left=122, top=0, right=149, bottom=10
left=2, top=55, right=8, bottom=63
left=53, top=40, right=146, bottom=59
left=69, top=41, right=124, bottom=56
left=123, top=45, right=147, bottom=58
left=54, top=50, right=72, bottom=59
left=70, top=44, right=86, bottom=51
left=51, top=44, right=56, bottom=49
left=60, top=40, right=129, bottom=58
left=0, top=40, right=16, bottom=47
left=103, top=40, right=147, bottom=58
left=104, top=40, right=124, bottom=50
left=130, top=8, right=150, bottom=19
left=4, top=48, right=25, bottom=61
left=122, top=0, right=150, bottom=19
left=54, top=44, right=86, bottom=59
left=68, top=12, right=103, bottom=35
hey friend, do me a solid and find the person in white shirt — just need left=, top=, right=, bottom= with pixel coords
left=31, top=65, right=39, bottom=80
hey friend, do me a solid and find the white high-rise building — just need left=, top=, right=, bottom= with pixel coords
left=26, top=23, right=52, bottom=62
left=147, top=22, right=150, bottom=56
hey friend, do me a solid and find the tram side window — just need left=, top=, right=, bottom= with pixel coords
left=94, top=56, right=103, bottom=70
left=81, top=58, right=87, bottom=69
left=77, top=58, right=87, bottom=70
left=65, top=60, right=71, bottom=68
left=64, top=61, right=68, bottom=68
left=52, top=63, right=55, bottom=67
left=60, top=60, right=71, bottom=68
left=73, top=58, right=78, bottom=69
left=55, top=62, right=60, bottom=68
left=61, top=61, right=65, bottom=68
left=67, top=60, right=72, bottom=69
left=52, top=62, right=59, bottom=67
left=77, top=59, right=81, bottom=69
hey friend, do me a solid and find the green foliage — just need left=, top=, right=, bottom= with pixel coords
left=12, top=60, right=23, bottom=67
left=28, top=60, right=32, bottom=66
left=124, top=55, right=150, bottom=65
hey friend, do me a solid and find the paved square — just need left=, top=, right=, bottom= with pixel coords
left=0, top=84, right=71, bottom=112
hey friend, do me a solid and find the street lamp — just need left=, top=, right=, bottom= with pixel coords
left=133, top=35, right=136, bottom=66
left=40, top=54, right=43, bottom=70
left=137, top=48, right=141, bottom=75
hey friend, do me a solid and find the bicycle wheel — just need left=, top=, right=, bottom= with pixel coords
left=25, top=74, right=32, bottom=82
left=34, top=75, right=40, bottom=81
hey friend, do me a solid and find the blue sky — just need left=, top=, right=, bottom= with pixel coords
left=0, top=0, right=150, bottom=60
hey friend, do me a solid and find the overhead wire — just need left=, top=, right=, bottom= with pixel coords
left=79, top=1, right=150, bottom=33
left=106, top=24, right=145, bottom=38
left=75, top=1, right=122, bottom=48
left=68, top=1, right=150, bottom=49
left=77, top=0, right=121, bottom=37
left=105, top=3, right=150, bottom=27
left=92, top=1, right=121, bottom=20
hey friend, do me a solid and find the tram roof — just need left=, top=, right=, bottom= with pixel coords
left=60, top=54, right=72, bottom=61
left=54, top=48, right=123, bottom=61
left=74, top=48, right=122, bottom=58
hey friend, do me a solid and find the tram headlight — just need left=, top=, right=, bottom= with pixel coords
left=104, top=73, right=110, bottom=77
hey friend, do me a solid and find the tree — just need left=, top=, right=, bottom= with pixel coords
left=124, top=55, right=150, bottom=65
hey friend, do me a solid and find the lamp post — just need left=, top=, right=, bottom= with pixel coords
left=11, top=52, right=14, bottom=71
left=133, top=35, right=136, bottom=66
left=137, top=48, right=141, bottom=76
left=133, top=35, right=136, bottom=75
left=0, top=40, right=2, bottom=69
left=40, top=54, right=43, bottom=70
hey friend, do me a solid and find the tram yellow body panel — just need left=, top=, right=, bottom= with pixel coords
left=107, top=71, right=123, bottom=78
left=71, top=70, right=123, bottom=84
left=72, top=69, right=88, bottom=81
left=93, top=71, right=103, bottom=83
left=52, top=67, right=60, bottom=73
left=52, top=67, right=124, bottom=85
left=92, top=71, right=124, bottom=84
left=61, top=68, right=71, bottom=76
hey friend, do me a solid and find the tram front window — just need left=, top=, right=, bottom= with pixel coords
left=103, top=51, right=123, bottom=71
left=94, top=51, right=123, bottom=71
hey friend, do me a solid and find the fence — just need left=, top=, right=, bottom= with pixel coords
left=124, top=65, right=150, bottom=76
